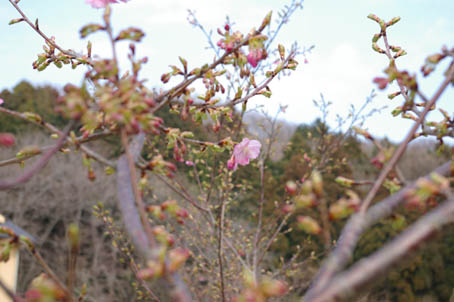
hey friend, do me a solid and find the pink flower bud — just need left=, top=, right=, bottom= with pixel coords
left=285, top=181, right=297, bottom=196
left=0, top=133, right=15, bottom=147
left=373, top=77, right=388, bottom=90
left=85, top=0, right=130, bottom=9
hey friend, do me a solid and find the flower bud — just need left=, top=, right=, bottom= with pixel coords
left=297, top=216, right=321, bottom=234
left=67, top=223, right=80, bottom=252
left=168, top=248, right=190, bottom=272
left=0, top=133, right=15, bottom=147
left=261, top=279, right=288, bottom=297
left=285, top=181, right=297, bottom=196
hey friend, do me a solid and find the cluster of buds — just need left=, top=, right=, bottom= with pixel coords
left=370, top=147, right=394, bottom=169
left=234, top=271, right=288, bottom=302
left=147, top=199, right=189, bottom=224
left=247, top=34, right=268, bottom=68
left=151, top=226, right=175, bottom=247
left=216, top=23, right=243, bottom=53
left=328, top=190, right=360, bottom=220
left=404, top=173, right=449, bottom=210
left=146, top=155, right=177, bottom=178
left=57, top=78, right=163, bottom=135
left=137, top=247, right=190, bottom=280
left=367, top=14, right=404, bottom=57
left=285, top=171, right=323, bottom=211
left=25, top=273, right=67, bottom=302
left=421, top=46, right=450, bottom=77
left=28, top=33, right=89, bottom=72
left=165, top=128, right=194, bottom=162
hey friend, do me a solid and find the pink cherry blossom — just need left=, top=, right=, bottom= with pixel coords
left=227, top=138, right=261, bottom=171
left=247, top=48, right=264, bottom=68
left=0, top=98, right=3, bottom=105
left=85, top=0, right=130, bottom=8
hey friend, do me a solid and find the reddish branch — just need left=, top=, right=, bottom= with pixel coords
left=116, top=132, right=192, bottom=302
left=0, top=107, right=114, bottom=167
left=0, top=121, right=73, bottom=190
left=116, top=132, right=152, bottom=255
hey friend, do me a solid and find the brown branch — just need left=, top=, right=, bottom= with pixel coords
left=308, top=199, right=454, bottom=302
left=0, top=107, right=114, bottom=167
left=257, top=213, right=291, bottom=265
left=0, top=121, right=73, bottom=190
left=217, top=199, right=227, bottom=302
left=252, top=159, right=266, bottom=277
left=152, top=17, right=272, bottom=114
left=360, top=60, right=454, bottom=212
left=304, top=160, right=452, bottom=300
left=116, top=131, right=155, bottom=256
left=0, top=277, right=24, bottom=302
left=28, top=247, right=71, bottom=299
left=0, top=130, right=111, bottom=168
left=8, top=0, right=87, bottom=61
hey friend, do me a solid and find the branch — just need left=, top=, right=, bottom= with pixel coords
left=116, top=132, right=151, bottom=256
left=360, top=60, right=454, bottom=212
left=152, top=16, right=272, bottom=113
left=8, top=0, right=88, bottom=62
left=0, top=130, right=111, bottom=168
left=0, top=107, right=114, bottom=167
left=304, top=160, right=452, bottom=300
left=0, top=121, right=73, bottom=190
left=307, top=199, right=454, bottom=302
left=0, top=277, right=24, bottom=302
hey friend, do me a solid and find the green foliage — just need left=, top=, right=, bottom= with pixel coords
left=355, top=211, right=454, bottom=301
left=0, top=80, right=67, bottom=133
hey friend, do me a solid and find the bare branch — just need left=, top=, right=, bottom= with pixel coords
left=0, top=121, right=74, bottom=190
left=307, top=199, right=454, bottom=302
left=304, top=160, right=452, bottom=300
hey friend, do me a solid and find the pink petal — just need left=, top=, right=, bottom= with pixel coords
left=232, top=138, right=261, bottom=166
left=247, top=53, right=258, bottom=67
left=0, top=98, right=3, bottom=105
left=85, top=0, right=129, bottom=8
left=246, top=140, right=261, bottom=159
left=227, top=156, right=237, bottom=171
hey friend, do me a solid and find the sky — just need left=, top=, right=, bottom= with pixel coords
left=0, top=0, right=453, bottom=142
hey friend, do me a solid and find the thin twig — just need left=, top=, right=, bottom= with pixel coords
left=0, top=277, right=24, bottom=302
left=8, top=0, right=87, bottom=61
left=0, top=121, right=73, bottom=190
left=217, top=199, right=227, bottom=302
left=29, top=248, right=71, bottom=298
left=360, top=61, right=454, bottom=212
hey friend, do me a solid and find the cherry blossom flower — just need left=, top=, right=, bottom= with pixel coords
left=227, top=138, right=261, bottom=171
left=247, top=48, right=265, bottom=68
left=0, top=98, right=3, bottom=105
left=85, top=0, right=130, bottom=8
